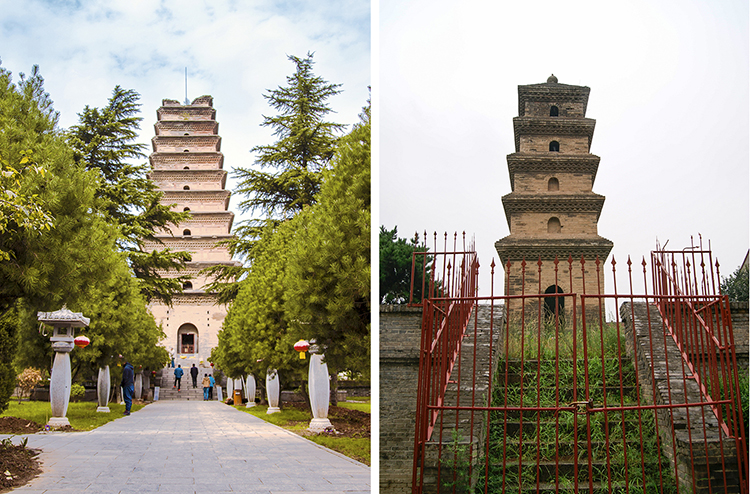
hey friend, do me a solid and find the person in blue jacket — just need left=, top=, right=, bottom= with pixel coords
left=120, top=356, right=134, bottom=415
left=174, top=364, right=184, bottom=391
left=208, top=374, right=215, bottom=400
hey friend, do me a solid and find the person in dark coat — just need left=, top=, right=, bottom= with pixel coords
left=121, top=356, right=134, bottom=415
left=190, top=364, right=199, bottom=388
left=174, top=364, right=183, bottom=391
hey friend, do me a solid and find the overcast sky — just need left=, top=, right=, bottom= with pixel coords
left=379, top=0, right=749, bottom=301
left=1, top=0, right=370, bottom=231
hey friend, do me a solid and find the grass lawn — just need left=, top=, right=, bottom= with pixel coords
left=1, top=401, right=145, bottom=431
left=234, top=403, right=370, bottom=465
left=338, top=400, right=370, bottom=413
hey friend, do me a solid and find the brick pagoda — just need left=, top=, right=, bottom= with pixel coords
left=144, top=96, right=239, bottom=364
left=495, top=75, right=613, bottom=314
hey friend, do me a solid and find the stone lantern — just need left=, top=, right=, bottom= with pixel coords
left=307, top=342, right=333, bottom=433
left=37, top=307, right=90, bottom=427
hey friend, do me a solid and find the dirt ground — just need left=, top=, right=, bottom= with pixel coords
left=0, top=417, right=42, bottom=493
left=282, top=402, right=371, bottom=438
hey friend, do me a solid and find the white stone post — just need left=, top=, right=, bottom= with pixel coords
left=226, top=376, right=234, bottom=399
left=266, top=370, right=280, bottom=414
left=308, top=354, right=333, bottom=432
left=96, top=366, right=110, bottom=412
left=49, top=349, right=72, bottom=427
left=245, top=375, right=256, bottom=408
left=134, top=372, right=143, bottom=401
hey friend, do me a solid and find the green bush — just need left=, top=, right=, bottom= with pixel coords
left=70, top=383, right=85, bottom=399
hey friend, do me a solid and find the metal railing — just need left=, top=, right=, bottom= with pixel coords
left=410, top=237, right=747, bottom=494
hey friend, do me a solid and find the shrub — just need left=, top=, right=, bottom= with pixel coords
left=16, top=368, right=43, bottom=404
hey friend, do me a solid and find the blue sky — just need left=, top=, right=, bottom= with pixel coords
left=0, top=0, right=370, bottom=227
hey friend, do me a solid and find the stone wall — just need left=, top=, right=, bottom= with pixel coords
left=621, top=302, right=742, bottom=493
left=730, top=301, right=748, bottom=368
left=380, top=305, right=423, bottom=494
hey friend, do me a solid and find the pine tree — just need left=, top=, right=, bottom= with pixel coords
left=284, top=104, right=371, bottom=380
left=205, top=53, right=345, bottom=303
left=68, top=86, right=191, bottom=305
left=0, top=65, right=168, bottom=412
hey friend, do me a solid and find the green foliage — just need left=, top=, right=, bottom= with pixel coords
left=214, top=103, right=370, bottom=383
left=379, top=226, right=430, bottom=304
left=284, top=104, right=370, bottom=377
left=214, top=219, right=304, bottom=383
left=208, top=53, right=345, bottom=303
left=67, top=86, right=191, bottom=305
left=69, top=383, right=85, bottom=398
left=234, top=52, right=344, bottom=220
left=721, top=263, right=748, bottom=303
left=0, top=64, right=168, bottom=411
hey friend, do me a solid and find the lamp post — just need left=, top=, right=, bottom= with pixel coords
left=37, top=307, right=90, bottom=428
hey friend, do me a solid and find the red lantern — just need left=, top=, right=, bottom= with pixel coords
left=210, top=362, right=214, bottom=367
left=74, top=335, right=90, bottom=348
left=294, top=339, right=309, bottom=359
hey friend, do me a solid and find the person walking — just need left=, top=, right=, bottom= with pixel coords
left=208, top=373, right=215, bottom=400
left=202, top=374, right=211, bottom=400
left=169, top=347, right=175, bottom=368
left=190, top=364, right=199, bottom=388
left=121, top=356, right=134, bottom=415
left=174, top=364, right=184, bottom=391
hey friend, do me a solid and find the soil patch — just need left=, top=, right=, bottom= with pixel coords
left=0, top=441, right=41, bottom=493
left=0, top=417, right=42, bottom=435
left=283, top=402, right=370, bottom=438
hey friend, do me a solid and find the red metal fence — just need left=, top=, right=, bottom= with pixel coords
left=411, top=236, right=747, bottom=494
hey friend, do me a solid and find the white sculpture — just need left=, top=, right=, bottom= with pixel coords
left=96, top=366, right=110, bottom=412
left=245, top=375, right=256, bottom=407
left=308, top=354, right=333, bottom=432
left=266, top=370, right=280, bottom=414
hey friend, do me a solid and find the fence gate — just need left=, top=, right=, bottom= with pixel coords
left=411, top=235, right=747, bottom=494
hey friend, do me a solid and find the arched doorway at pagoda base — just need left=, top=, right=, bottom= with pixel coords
left=177, top=323, right=199, bottom=355
left=543, top=285, right=565, bottom=322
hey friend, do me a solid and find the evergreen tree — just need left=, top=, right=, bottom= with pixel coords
left=205, top=53, right=345, bottom=303
left=284, top=104, right=371, bottom=380
left=212, top=217, right=308, bottom=388
left=380, top=226, right=433, bottom=304
left=0, top=65, right=167, bottom=411
left=68, top=86, right=191, bottom=305
left=721, top=262, right=749, bottom=303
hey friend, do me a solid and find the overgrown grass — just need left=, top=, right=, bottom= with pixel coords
left=234, top=403, right=370, bottom=465
left=1, top=401, right=145, bottom=431
left=477, top=319, right=679, bottom=492
left=500, top=316, right=626, bottom=361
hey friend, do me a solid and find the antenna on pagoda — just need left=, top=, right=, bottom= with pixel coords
left=184, top=67, right=189, bottom=105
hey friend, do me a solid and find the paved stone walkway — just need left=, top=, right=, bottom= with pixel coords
left=2, top=401, right=370, bottom=493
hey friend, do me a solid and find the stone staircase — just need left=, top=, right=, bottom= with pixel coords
left=155, top=366, right=217, bottom=401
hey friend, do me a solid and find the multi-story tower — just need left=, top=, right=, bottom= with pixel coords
left=145, top=96, right=239, bottom=364
left=495, top=75, right=613, bottom=314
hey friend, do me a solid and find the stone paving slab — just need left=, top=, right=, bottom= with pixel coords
left=2, top=400, right=370, bottom=493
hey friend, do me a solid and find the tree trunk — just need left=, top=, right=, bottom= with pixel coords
left=329, top=372, right=338, bottom=406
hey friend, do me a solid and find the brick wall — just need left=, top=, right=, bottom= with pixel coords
left=509, top=212, right=599, bottom=236
left=519, top=135, right=590, bottom=154
left=524, top=101, right=585, bottom=117
left=513, top=171, right=592, bottom=194
left=730, top=301, right=748, bottom=368
left=380, top=305, right=423, bottom=494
